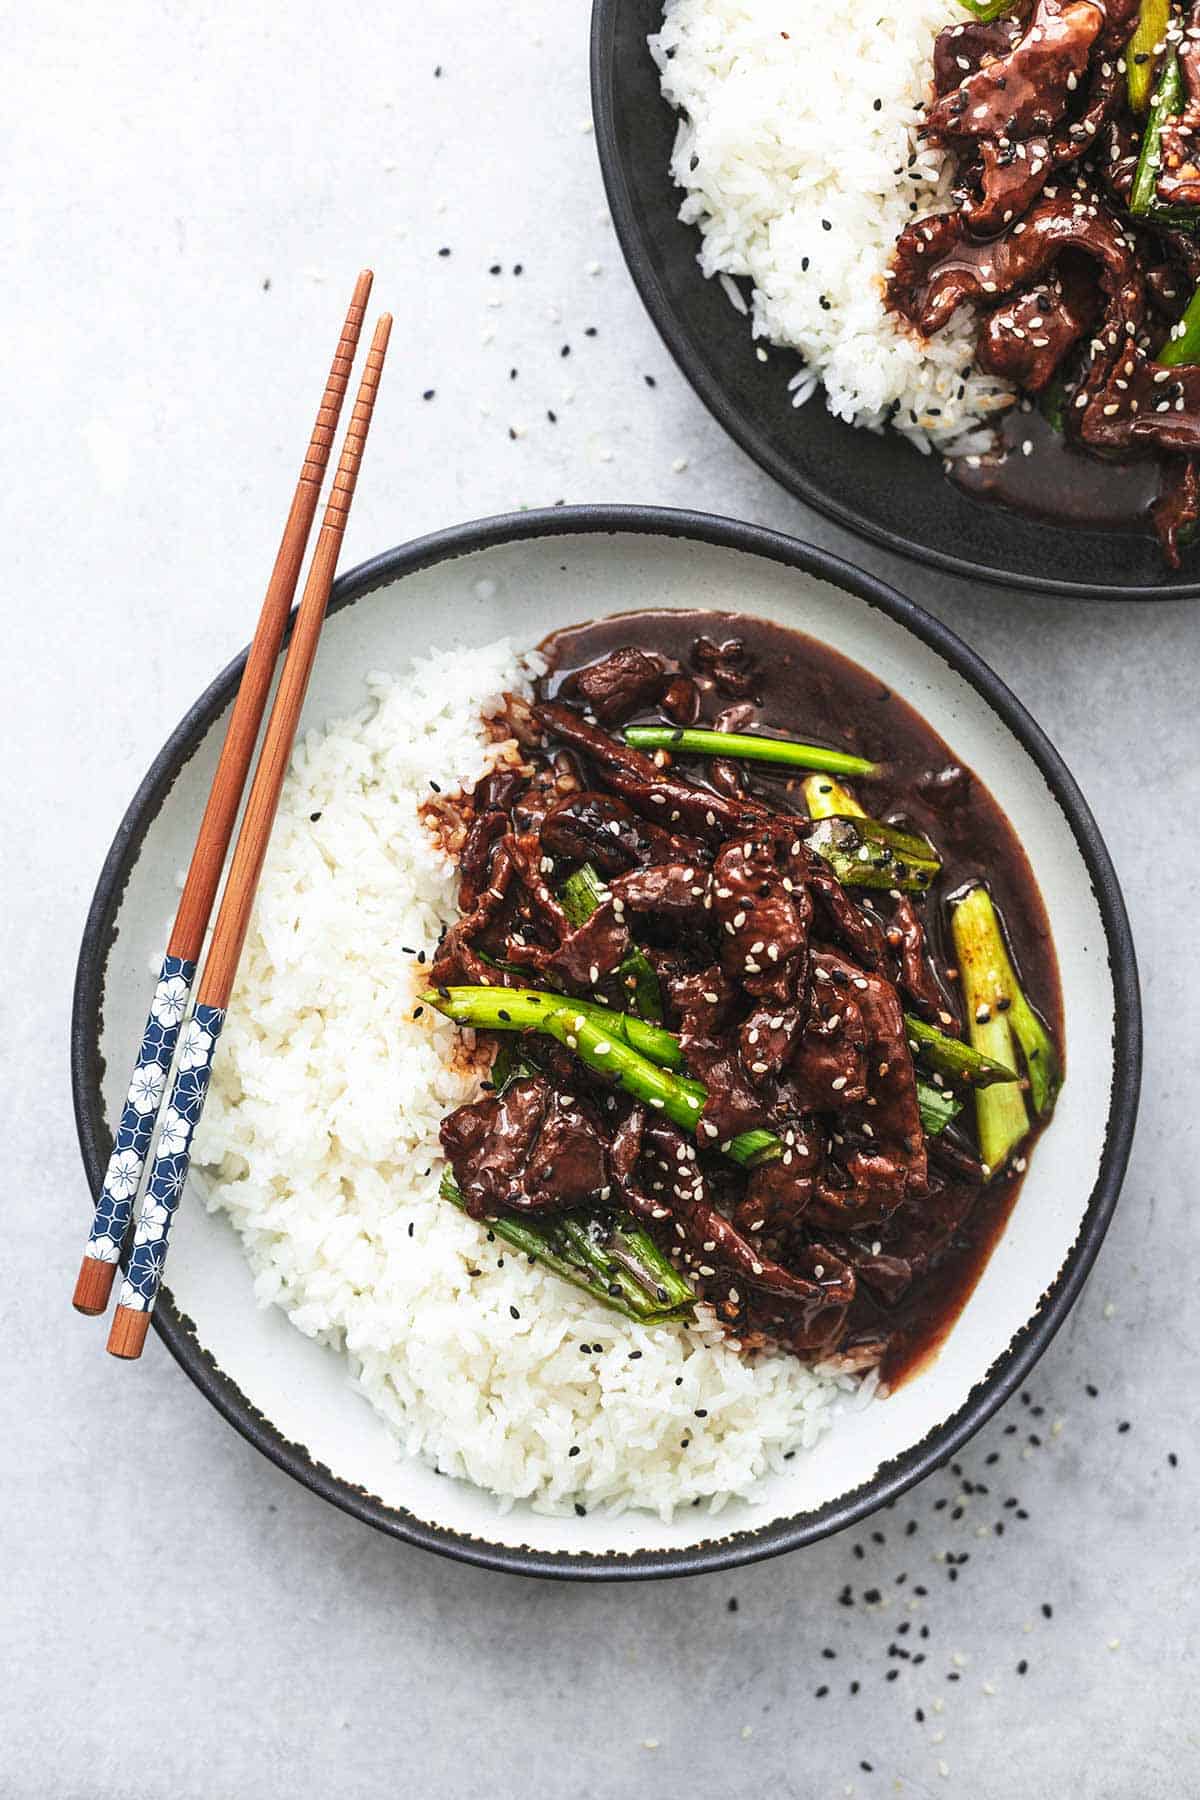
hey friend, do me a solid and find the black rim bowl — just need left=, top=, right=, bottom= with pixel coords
left=72, top=505, right=1141, bottom=1579
left=590, top=0, right=1200, bottom=600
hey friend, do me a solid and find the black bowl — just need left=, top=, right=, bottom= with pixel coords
left=590, top=0, right=1200, bottom=599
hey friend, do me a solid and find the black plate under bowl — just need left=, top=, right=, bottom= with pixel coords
left=591, top=0, right=1200, bottom=600
left=72, top=505, right=1141, bottom=1579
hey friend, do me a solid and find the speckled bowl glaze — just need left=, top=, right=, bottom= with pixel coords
left=590, top=0, right=1200, bottom=599
left=72, top=507, right=1140, bottom=1578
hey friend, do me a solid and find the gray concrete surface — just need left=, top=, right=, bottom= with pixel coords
left=4, top=3, right=1198, bottom=1795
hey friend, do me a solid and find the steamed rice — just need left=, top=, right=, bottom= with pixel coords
left=650, top=0, right=1014, bottom=453
left=193, top=639, right=871, bottom=1520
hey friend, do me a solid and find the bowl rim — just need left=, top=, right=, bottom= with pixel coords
left=71, top=503, right=1141, bottom=1579
left=588, top=0, right=1200, bottom=603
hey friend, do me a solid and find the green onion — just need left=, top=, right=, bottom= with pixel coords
left=950, top=885, right=1061, bottom=1170
left=622, top=725, right=879, bottom=777
left=802, top=774, right=868, bottom=821
left=1127, top=0, right=1171, bottom=113
left=904, top=1013, right=1021, bottom=1088
left=915, top=1075, right=965, bottom=1137
left=1131, top=50, right=1183, bottom=216
left=439, top=1171, right=694, bottom=1323
left=428, top=985, right=979, bottom=1161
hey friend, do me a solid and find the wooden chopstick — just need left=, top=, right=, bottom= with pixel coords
left=73, top=271, right=375, bottom=1319
left=106, top=312, right=393, bottom=1361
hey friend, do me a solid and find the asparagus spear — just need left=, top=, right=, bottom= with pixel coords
left=439, top=1170, right=694, bottom=1322
left=560, top=863, right=664, bottom=1021
left=950, top=884, right=1061, bottom=1169
left=1131, top=50, right=1183, bottom=215
left=623, top=725, right=879, bottom=777
left=1127, top=0, right=1171, bottom=113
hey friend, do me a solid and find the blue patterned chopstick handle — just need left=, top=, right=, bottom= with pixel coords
left=117, top=1003, right=225, bottom=1315
left=85, top=955, right=197, bottom=1267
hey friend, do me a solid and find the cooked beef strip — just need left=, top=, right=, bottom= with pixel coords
left=440, top=1075, right=610, bottom=1218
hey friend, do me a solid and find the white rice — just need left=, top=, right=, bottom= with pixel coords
left=650, top=0, right=1014, bottom=453
left=193, top=639, right=869, bottom=1521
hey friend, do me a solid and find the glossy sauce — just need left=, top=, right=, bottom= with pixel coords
left=951, top=403, right=1160, bottom=531
left=541, top=609, right=1063, bottom=1387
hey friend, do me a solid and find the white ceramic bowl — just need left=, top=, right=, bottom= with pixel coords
left=72, top=507, right=1140, bottom=1578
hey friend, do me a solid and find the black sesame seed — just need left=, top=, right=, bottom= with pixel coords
left=309, top=810, right=322, bottom=822
left=727, top=1596, right=739, bottom=1612
left=815, top=1685, right=829, bottom=1699
left=568, top=1445, right=580, bottom=1457
left=509, top=1305, right=520, bottom=1320
left=1118, top=1420, right=1131, bottom=1434
left=644, top=373, right=657, bottom=387
left=1042, top=1603, right=1053, bottom=1618
left=575, top=1503, right=586, bottom=1517
left=1017, top=1659, right=1028, bottom=1675
left=437, top=246, right=450, bottom=257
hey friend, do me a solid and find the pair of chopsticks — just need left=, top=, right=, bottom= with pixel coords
left=73, top=271, right=392, bottom=1360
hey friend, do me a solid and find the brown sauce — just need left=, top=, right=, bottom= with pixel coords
left=950, top=403, right=1160, bottom=531
left=540, top=609, right=1063, bottom=1387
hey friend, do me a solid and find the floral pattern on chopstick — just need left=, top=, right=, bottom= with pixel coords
left=86, top=955, right=196, bottom=1265
left=118, top=1003, right=226, bottom=1312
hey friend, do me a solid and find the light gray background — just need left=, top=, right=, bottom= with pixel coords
left=5, top=4, right=1197, bottom=1796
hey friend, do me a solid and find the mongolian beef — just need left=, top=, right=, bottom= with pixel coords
left=892, top=0, right=1200, bottom=561
left=423, top=612, right=1063, bottom=1385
